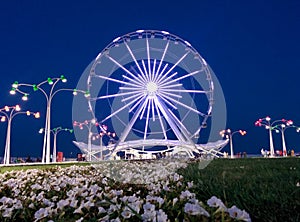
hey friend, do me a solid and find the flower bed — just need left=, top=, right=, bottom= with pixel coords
left=0, top=159, right=251, bottom=221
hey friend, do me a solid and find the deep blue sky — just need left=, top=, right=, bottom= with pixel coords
left=0, top=0, right=299, bottom=158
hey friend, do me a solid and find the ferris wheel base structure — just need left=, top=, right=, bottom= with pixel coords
left=73, top=139, right=229, bottom=161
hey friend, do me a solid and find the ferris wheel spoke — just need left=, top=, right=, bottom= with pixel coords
left=140, top=97, right=150, bottom=120
left=96, top=90, right=141, bottom=100
left=96, top=75, right=140, bottom=88
left=161, top=88, right=208, bottom=94
left=106, top=54, right=145, bottom=85
left=143, top=98, right=152, bottom=139
left=101, top=94, right=144, bottom=123
left=154, top=63, right=168, bottom=83
left=130, top=66, right=147, bottom=83
left=154, top=96, right=185, bottom=141
left=160, top=69, right=203, bottom=87
left=156, top=51, right=190, bottom=83
left=122, top=92, right=144, bottom=102
left=155, top=40, right=170, bottom=80
left=146, top=37, right=152, bottom=78
left=151, top=59, right=157, bottom=82
left=158, top=95, right=177, bottom=110
left=129, top=95, right=147, bottom=112
left=151, top=98, right=155, bottom=121
left=168, top=109, right=193, bottom=142
left=153, top=98, right=167, bottom=139
left=119, top=86, right=144, bottom=91
left=124, top=42, right=148, bottom=82
left=157, top=72, right=178, bottom=85
left=160, top=93, right=206, bottom=117
left=141, top=60, right=150, bottom=82
left=160, top=83, right=183, bottom=89
left=159, top=91, right=182, bottom=99
left=118, top=96, right=149, bottom=143
left=122, top=75, right=144, bottom=86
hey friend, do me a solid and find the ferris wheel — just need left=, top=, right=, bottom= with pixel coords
left=87, top=30, right=215, bottom=157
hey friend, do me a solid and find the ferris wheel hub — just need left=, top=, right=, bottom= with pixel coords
left=146, top=82, right=158, bottom=94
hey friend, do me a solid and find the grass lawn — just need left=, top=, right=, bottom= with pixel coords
left=179, top=157, right=300, bottom=222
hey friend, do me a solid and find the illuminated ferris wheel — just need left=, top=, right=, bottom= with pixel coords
left=87, top=30, right=215, bottom=157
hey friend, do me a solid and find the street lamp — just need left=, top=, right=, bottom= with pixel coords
left=10, top=76, right=90, bottom=164
left=73, top=119, right=98, bottom=161
left=0, top=105, right=40, bottom=165
left=273, top=119, right=300, bottom=156
left=220, top=129, right=247, bottom=159
left=39, top=127, right=73, bottom=162
left=255, top=116, right=289, bottom=157
left=91, top=124, right=116, bottom=160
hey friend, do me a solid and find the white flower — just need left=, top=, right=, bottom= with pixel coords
left=207, top=196, right=227, bottom=211
left=173, top=198, right=178, bottom=206
left=156, top=197, right=164, bottom=207
left=156, top=209, right=168, bottom=222
left=51, top=196, right=58, bottom=202
left=43, top=198, right=55, bottom=206
left=228, top=205, right=251, bottom=222
left=146, top=195, right=164, bottom=207
left=128, top=202, right=142, bottom=214
left=0, top=196, right=13, bottom=205
left=14, top=199, right=23, bottom=209
left=108, top=204, right=119, bottom=214
left=53, top=185, right=61, bottom=191
left=142, top=210, right=156, bottom=221
left=36, top=191, right=45, bottom=201
left=2, top=207, right=13, bottom=218
left=98, top=206, right=107, bottom=214
left=102, top=177, right=108, bottom=185
left=66, top=190, right=75, bottom=197
left=13, top=188, right=21, bottom=196
left=162, top=185, right=170, bottom=191
left=184, top=202, right=210, bottom=217
left=110, top=189, right=123, bottom=197
left=57, top=199, right=69, bottom=209
left=173, top=173, right=181, bottom=182
left=31, top=183, right=43, bottom=190
left=83, top=200, right=95, bottom=210
left=143, top=202, right=155, bottom=212
left=187, top=181, right=194, bottom=188
left=34, top=207, right=49, bottom=221
left=180, top=190, right=194, bottom=200
left=89, top=184, right=100, bottom=195
left=296, top=182, right=300, bottom=187
left=75, top=217, right=84, bottom=222
left=70, top=199, right=78, bottom=208
left=121, top=207, right=133, bottom=219
left=81, top=191, right=88, bottom=197
left=74, top=206, right=83, bottom=214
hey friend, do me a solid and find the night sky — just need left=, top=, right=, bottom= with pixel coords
left=0, top=0, right=299, bottom=159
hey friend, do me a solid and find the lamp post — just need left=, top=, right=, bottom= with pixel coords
left=10, top=76, right=90, bottom=164
left=0, top=105, right=40, bottom=165
left=91, top=124, right=116, bottom=160
left=39, top=127, right=73, bottom=162
left=273, top=119, right=300, bottom=157
left=255, top=116, right=287, bottom=157
left=220, top=129, right=247, bottom=158
left=73, top=119, right=98, bottom=161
